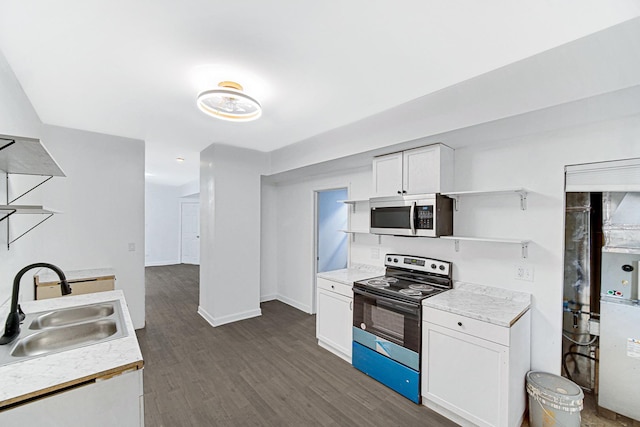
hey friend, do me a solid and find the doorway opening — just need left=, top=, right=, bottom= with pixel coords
left=313, top=187, right=348, bottom=312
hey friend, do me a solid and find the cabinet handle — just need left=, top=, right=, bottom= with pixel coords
left=397, top=190, right=402, bottom=194
left=331, top=285, right=335, bottom=289
left=350, top=301, right=353, bottom=311
left=457, top=321, right=462, bottom=327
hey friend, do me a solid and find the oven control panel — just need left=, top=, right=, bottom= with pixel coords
left=385, top=254, right=451, bottom=276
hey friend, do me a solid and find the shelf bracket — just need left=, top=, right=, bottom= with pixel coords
left=6, top=173, right=54, bottom=205
left=7, top=213, right=54, bottom=250
left=521, top=242, right=529, bottom=259
left=519, top=191, right=528, bottom=210
left=450, top=195, right=459, bottom=211
left=453, top=239, right=460, bottom=252
left=0, top=138, right=16, bottom=152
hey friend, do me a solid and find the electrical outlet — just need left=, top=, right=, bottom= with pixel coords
left=515, top=264, right=534, bottom=282
left=371, top=247, right=380, bottom=259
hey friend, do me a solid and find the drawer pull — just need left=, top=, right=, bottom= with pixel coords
left=331, top=285, right=335, bottom=289
left=457, top=321, right=462, bottom=327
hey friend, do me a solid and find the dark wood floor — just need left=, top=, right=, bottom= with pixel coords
left=137, top=264, right=457, bottom=427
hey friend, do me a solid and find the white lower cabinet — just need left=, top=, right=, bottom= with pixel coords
left=0, top=369, right=144, bottom=426
left=422, top=308, right=530, bottom=427
left=316, top=277, right=353, bottom=362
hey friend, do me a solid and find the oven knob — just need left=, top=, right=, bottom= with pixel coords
left=360, top=323, right=367, bottom=331
left=393, top=258, right=398, bottom=263
left=439, top=265, right=445, bottom=271
left=431, top=264, right=437, bottom=269
left=387, top=257, right=392, bottom=262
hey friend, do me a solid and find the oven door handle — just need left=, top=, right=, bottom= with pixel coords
left=410, top=201, right=416, bottom=235
left=353, top=288, right=420, bottom=316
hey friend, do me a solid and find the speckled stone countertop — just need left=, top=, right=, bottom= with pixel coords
left=0, top=290, right=143, bottom=408
left=422, top=282, right=531, bottom=327
left=317, top=263, right=385, bottom=285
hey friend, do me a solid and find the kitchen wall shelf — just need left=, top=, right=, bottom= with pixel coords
left=442, top=188, right=529, bottom=210
left=338, top=198, right=368, bottom=213
left=0, top=135, right=66, bottom=177
left=340, top=229, right=381, bottom=244
left=1, top=134, right=66, bottom=249
left=0, top=205, right=58, bottom=249
left=441, top=236, right=531, bottom=258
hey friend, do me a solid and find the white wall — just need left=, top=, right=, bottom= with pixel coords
left=37, top=125, right=146, bottom=328
left=260, top=180, right=278, bottom=302
left=145, top=182, right=181, bottom=266
left=262, top=167, right=371, bottom=313
left=199, top=144, right=268, bottom=326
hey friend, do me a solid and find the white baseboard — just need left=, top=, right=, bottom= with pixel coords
left=260, top=293, right=277, bottom=302
left=275, top=294, right=311, bottom=314
left=197, top=306, right=262, bottom=327
left=145, top=260, right=180, bottom=267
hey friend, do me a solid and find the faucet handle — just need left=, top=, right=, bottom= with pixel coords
left=18, top=304, right=25, bottom=322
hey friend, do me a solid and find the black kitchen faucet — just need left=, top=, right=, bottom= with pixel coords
left=0, top=263, right=72, bottom=345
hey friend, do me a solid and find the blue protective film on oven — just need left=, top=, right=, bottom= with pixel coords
left=352, top=341, right=420, bottom=404
left=352, top=327, right=419, bottom=371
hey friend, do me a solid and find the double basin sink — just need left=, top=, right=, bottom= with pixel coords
left=0, top=300, right=127, bottom=366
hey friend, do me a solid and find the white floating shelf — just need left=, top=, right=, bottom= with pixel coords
left=340, top=229, right=370, bottom=234
left=340, top=229, right=381, bottom=243
left=0, top=135, right=66, bottom=177
left=338, top=199, right=369, bottom=204
left=441, top=236, right=531, bottom=258
left=443, top=188, right=529, bottom=210
left=0, top=204, right=59, bottom=215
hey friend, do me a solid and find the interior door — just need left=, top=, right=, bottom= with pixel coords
left=316, top=188, right=348, bottom=273
left=181, top=202, right=200, bottom=265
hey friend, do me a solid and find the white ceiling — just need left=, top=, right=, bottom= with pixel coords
left=1, top=1, right=639, bottom=186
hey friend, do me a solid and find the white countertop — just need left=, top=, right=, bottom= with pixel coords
left=422, top=282, right=531, bottom=327
left=0, top=290, right=142, bottom=407
left=36, top=267, right=116, bottom=283
left=317, top=263, right=385, bottom=285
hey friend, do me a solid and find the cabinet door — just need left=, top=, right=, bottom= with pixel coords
left=317, top=288, right=353, bottom=360
left=402, top=145, right=440, bottom=194
left=422, top=321, right=508, bottom=427
left=372, top=152, right=403, bottom=197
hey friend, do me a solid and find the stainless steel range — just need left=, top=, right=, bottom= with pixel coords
left=352, top=254, right=452, bottom=403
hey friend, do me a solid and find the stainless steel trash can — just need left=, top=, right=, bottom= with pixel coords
left=526, top=371, right=583, bottom=427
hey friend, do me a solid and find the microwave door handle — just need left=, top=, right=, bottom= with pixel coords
left=410, top=201, right=416, bottom=235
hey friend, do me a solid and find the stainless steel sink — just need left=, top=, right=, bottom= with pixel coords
left=11, top=319, right=119, bottom=357
left=29, top=303, right=115, bottom=329
left=0, top=300, right=127, bottom=366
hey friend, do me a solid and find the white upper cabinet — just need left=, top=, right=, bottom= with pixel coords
left=372, top=151, right=403, bottom=197
left=372, top=144, right=454, bottom=197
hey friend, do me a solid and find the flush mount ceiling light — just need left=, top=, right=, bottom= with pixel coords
left=196, top=81, right=262, bottom=122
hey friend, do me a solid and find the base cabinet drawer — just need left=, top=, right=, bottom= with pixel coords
left=423, top=306, right=510, bottom=346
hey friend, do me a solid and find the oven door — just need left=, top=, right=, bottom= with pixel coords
left=352, top=288, right=421, bottom=353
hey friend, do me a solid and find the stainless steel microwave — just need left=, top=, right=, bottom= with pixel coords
left=369, top=194, right=453, bottom=237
